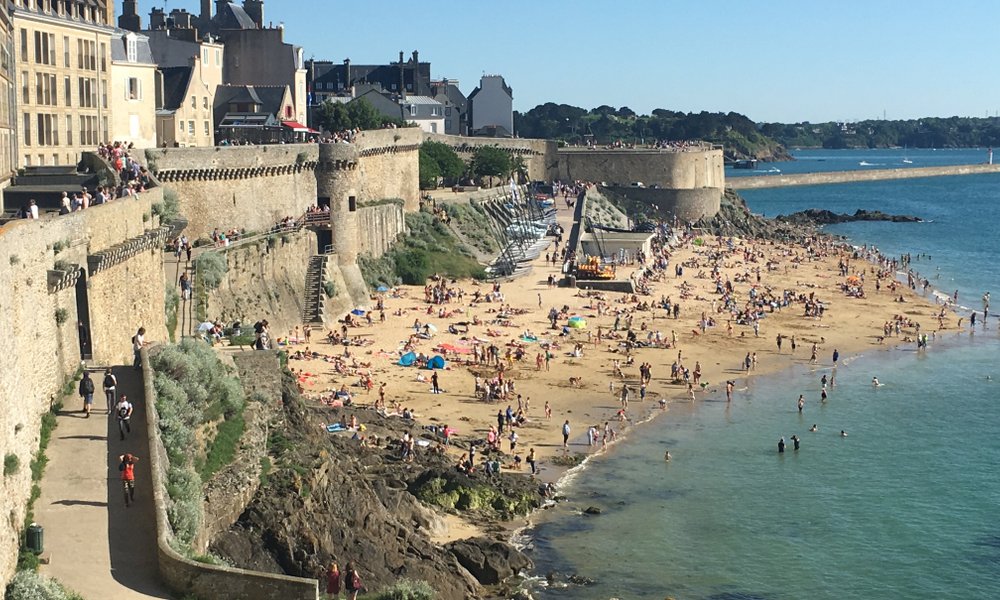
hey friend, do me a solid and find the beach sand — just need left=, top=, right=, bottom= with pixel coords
left=284, top=200, right=950, bottom=542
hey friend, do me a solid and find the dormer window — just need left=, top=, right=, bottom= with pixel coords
left=126, top=35, right=137, bottom=63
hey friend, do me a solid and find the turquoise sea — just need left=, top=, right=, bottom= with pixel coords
left=525, top=150, right=1000, bottom=600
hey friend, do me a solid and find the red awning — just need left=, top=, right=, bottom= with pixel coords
left=281, top=120, right=316, bottom=133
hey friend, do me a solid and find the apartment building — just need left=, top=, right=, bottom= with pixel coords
left=11, top=0, right=116, bottom=168
left=0, top=4, right=17, bottom=212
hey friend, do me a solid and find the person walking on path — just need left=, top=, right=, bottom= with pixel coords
left=431, top=371, right=440, bottom=394
left=102, top=368, right=117, bottom=413
left=79, top=371, right=95, bottom=417
left=115, top=395, right=133, bottom=441
left=119, top=453, right=139, bottom=507
left=325, top=561, right=341, bottom=599
left=343, top=562, right=362, bottom=600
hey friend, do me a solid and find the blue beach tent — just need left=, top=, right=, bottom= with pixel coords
left=398, top=352, right=417, bottom=366
left=427, top=355, right=446, bottom=370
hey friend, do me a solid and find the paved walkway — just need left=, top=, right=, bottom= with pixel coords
left=37, top=366, right=171, bottom=599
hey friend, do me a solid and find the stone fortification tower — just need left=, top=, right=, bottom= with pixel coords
left=316, top=143, right=360, bottom=265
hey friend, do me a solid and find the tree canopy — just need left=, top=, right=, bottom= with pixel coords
left=419, top=141, right=465, bottom=189
left=314, top=97, right=408, bottom=132
left=469, top=146, right=512, bottom=180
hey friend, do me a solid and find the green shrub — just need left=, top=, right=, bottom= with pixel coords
left=228, top=333, right=256, bottom=348
left=4, top=453, right=19, bottom=477
left=9, top=254, right=19, bottom=265
left=54, top=308, right=68, bottom=325
left=164, top=284, right=180, bottom=343
left=322, top=280, right=337, bottom=298
left=151, top=339, right=247, bottom=548
left=370, top=579, right=436, bottom=600
left=4, top=570, right=85, bottom=600
left=52, top=240, right=68, bottom=254
left=192, top=252, right=228, bottom=291
left=295, top=151, right=308, bottom=165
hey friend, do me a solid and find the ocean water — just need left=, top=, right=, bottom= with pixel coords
left=727, top=147, right=993, bottom=177
left=526, top=151, right=1000, bottom=600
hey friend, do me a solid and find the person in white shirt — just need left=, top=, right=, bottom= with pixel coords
left=28, top=199, right=39, bottom=219
left=115, top=395, right=133, bottom=441
left=132, top=327, right=147, bottom=370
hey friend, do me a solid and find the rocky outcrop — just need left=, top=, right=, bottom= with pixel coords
left=775, top=208, right=923, bottom=225
left=447, top=537, right=532, bottom=585
left=210, top=371, right=540, bottom=600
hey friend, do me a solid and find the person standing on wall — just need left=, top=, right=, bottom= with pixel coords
left=79, top=371, right=95, bottom=418
left=132, top=327, right=147, bottom=370
left=102, top=368, right=118, bottom=413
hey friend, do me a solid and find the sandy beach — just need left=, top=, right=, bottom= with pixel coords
left=283, top=198, right=951, bottom=541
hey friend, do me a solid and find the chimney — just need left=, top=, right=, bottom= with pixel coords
left=149, top=7, right=165, bottom=29
left=201, top=0, right=212, bottom=24
left=412, top=50, right=419, bottom=64
left=398, top=51, right=405, bottom=97
left=243, top=0, right=264, bottom=28
left=119, top=0, right=141, bottom=32
left=343, top=58, right=351, bottom=89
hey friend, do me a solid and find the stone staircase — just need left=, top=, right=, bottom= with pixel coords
left=302, top=255, right=328, bottom=324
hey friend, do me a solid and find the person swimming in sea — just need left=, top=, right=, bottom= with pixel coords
left=664, top=450, right=671, bottom=462
left=872, top=376, right=881, bottom=387
left=840, top=430, right=848, bottom=437
left=778, top=437, right=786, bottom=453
left=809, top=424, right=818, bottom=432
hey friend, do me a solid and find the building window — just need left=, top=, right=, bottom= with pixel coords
left=285, top=106, right=292, bottom=118
left=101, top=79, right=107, bottom=108
left=215, top=49, right=221, bottom=66
left=348, top=196, right=357, bottom=212
left=409, top=104, right=418, bottom=117
left=63, top=35, right=69, bottom=67
left=203, top=96, right=208, bottom=109
left=35, top=72, right=42, bottom=104
left=178, top=120, right=183, bottom=132
left=23, top=113, right=30, bottom=146
left=188, top=121, right=194, bottom=135
left=21, top=71, right=28, bottom=104
left=190, top=96, right=196, bottom=109
left=101, top=42, right=107, bottom=71
left=202, top=48, right=208, bottom=64
left=19, top=29, right=27, bottom=62
left=126, top=77, right=141, bottom=100
left=203, top=121, right=209, bottom=136
left=66, top=115, right=72, bottom=145
left=64, top=76, right=71, bottom=105
left=126, top=38, right=136, bottom=63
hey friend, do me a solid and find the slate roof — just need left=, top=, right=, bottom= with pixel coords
left=159, top=66, right=193, bottom=111
left=109, top=31, right=155, bottom=64
left=214, top=2, right=257, bottom=30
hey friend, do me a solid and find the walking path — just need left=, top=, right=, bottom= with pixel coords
left=37, top=366, right=170, bottom=599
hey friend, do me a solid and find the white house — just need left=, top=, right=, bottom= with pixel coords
left=468, top=74, right=513, bottom=137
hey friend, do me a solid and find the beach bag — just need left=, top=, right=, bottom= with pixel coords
left=351, top=571, right=361, bottom=590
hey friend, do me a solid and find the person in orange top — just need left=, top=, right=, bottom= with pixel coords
left=119, top=453, right=139, bottom=507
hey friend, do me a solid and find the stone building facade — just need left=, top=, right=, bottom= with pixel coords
left=11, top=0, right=116, bottom=167
left=0, top=4, right=16, bottom=212
left=109, top=29, right=156, bottom=148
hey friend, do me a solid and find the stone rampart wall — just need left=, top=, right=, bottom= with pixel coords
left=202, top=230, right=318, bottom=337
left=0, top=190, right=168, bottom=587
left=422, top=133, right=558, bottom=182
left=146, top=145, right=320, bottom=241
left=357, top=203, right=406, bottom=258
left=727, top=163, right=1000, bottom=190
left=557, top=148, right=725, bottom=190
left=141, top=348, right=318, bottom=600
left=602, top=186, right=722, bottom=222
left=198, top=352, right=282, bottom=551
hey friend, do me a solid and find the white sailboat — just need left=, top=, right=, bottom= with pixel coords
left=902, top=145, right=913, bottom=164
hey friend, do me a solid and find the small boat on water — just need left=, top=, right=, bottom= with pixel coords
left=859, top=161, right=875, bottom=166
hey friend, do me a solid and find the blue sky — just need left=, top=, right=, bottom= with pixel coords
left=154, top=0, right=1000, bottom=123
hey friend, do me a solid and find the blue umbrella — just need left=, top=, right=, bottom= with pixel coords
left=376, top=285, right=390, bottom=292
left=351, top=308, right=366, bottom=316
